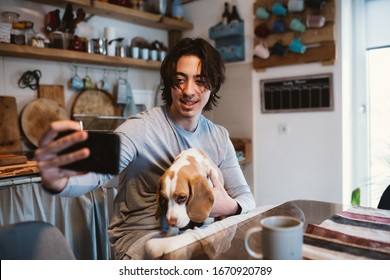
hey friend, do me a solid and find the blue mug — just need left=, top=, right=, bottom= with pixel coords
left=272, top=3, right=287, bottom=16
left=69, top=74, right=84, bottom=90
left=271, top=41, right=288, bottom=56
left=272, top=19, right=285, bottom=33
left=289, top=38, right=307, bottom=54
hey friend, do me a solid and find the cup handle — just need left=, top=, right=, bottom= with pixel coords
left=244, top=227, right=264, bottom=259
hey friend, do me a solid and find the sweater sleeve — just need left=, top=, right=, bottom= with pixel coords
left=220, top=135, right=256, bottom=214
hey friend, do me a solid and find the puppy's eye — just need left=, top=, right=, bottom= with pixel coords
left=177, top=195, right=187, bottom=204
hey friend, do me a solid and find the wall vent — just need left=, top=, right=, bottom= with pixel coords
left=260, top=74, right=333, bottom=113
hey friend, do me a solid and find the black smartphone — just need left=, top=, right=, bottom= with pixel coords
left=55, top=130, right=120, bottom=174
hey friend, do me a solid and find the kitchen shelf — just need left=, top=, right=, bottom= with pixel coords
left=0, top=43, right=161, bottom=69
left=231, top=138, right=252, bottom=166
left=27, top=0, right=194, bottom=31
left=1, top=0, right=195, bottom=69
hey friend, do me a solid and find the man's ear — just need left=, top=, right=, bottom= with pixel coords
left=187, top=175, right=214, bottom=223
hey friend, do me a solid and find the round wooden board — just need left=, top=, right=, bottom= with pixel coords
left=71, top=89, right=120, bottom=117
left=20, top=98, right=69, bottom=147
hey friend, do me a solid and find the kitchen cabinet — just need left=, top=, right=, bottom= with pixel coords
left=0, top=0, right=194, bottom=69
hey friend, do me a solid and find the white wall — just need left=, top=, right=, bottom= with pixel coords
left=183, top=0, right=349, bottom=206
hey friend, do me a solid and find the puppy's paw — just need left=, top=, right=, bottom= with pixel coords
left=144, top=238, right=165, bottom=259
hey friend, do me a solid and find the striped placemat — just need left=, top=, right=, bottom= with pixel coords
left=303, top=206, right=390, bottom=259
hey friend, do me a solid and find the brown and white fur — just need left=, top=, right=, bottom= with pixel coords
left=156, top=148, right=224, bottom=234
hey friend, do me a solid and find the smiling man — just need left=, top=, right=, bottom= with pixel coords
left=34, top=37, right=255, bottom=259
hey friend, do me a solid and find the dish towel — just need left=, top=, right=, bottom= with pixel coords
left=303, top=206, right=390, bottom=259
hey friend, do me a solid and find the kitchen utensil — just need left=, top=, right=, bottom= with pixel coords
left=71, top=89, right=120, bottom=117
left=20, top=98, right=69, bottom=147
left=38, top=84, right=65, bottom=108
left=69, top=8, right=86, bottom=34
left=0, top=96, right=22, bottom=153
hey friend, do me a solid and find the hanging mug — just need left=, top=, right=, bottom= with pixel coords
left=254, top=41, right=270, bottom=59
left=69, top=73, right=84, bottom=90
left=255, top=6, right=270, bottom=20
left=84, top=75, right=95, bottom=89
left=271, top=3, right=287, bottom=16
left=289, top=38, right=307, bottom=54
left=289, top=18, right=306, bottom=32
left=255, top=23, right=270, bottom=39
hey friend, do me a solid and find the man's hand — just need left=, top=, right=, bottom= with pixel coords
left=209, top=169, right=238, bottom=217
left=34, top=120, right=89, bottom=193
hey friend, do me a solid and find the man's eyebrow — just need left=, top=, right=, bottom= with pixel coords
left=176, top=71, right=205, bottom=78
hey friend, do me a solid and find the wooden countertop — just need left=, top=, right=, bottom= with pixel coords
left=0, top=160, right=39, bottom=179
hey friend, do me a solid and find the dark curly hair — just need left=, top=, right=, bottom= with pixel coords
left=160, top=37, right=226, bottom=111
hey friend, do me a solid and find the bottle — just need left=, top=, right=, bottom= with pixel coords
left=230, top=4, right=242, bottom=23
left=221, top=2, right=230, bottom=25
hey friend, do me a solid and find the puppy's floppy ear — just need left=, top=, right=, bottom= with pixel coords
left=187, top=175, right=215, bottom=223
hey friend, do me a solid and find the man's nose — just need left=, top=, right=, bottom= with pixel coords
left=182, top=80, right=196, bottom=95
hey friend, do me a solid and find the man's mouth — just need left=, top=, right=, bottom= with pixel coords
left=180, top=99, right=198, bottom=109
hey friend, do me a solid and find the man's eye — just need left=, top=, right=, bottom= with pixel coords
left=177, top=196, right=187, bottom=204
left=176, top=77, right=185, bottom=84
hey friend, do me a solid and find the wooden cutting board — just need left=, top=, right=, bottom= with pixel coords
left=38, top=84, right=65, bottom=108
left=0, top=154, right=27, bottom=166
left=20, top=98, right=69, bottom=147
left=0, top=96, right=22, bottom=153
left=0, top=160, right=38, bottom=179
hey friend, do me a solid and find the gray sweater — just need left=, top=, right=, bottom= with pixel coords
left=60, top=105, right=255, bottom=259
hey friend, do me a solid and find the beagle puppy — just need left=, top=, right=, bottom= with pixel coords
left=156, top=148, right=224, bottom=232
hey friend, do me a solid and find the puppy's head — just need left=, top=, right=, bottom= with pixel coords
left=156, top=166, right=214, bottom=229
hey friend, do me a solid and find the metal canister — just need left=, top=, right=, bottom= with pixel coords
left=92, top=38, right=107, bottom=55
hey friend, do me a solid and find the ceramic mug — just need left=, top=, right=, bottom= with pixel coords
left=244, top=216, right=303, bottom=260
left=69, top=74, right=84, bottom=90
left=306, top=0, right=325, bottom=9
left=255, top=6, right=270, bottom=20
left=289, top=38, right=307, bottom=54
left=272, top=3, right=287, bottom=16
left=289, top=18, right=306, bottom=32
left=306, top=14, right=326, bottom=28
left=287, top=0, right=305, bottom=12
left=254, top=23, right=270, bottom=39
left=83, top=75, right=95, bottom=89
left=271, top=41, right=288, bottom=56
left=254, top=41, right=270, bottom=59
left=272, top=19, right=285, bottom=33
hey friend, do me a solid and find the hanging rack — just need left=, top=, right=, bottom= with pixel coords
left=70, top=63, right=129, bottom=74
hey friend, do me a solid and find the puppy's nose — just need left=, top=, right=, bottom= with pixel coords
left=167, top=217, right=177, bottom=227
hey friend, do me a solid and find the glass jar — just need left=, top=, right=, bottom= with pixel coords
left=21, top=21, right=34, bottom=45
left=0, top=11, right=20, bottom=23
left=11, top=21, right=25, bottom=45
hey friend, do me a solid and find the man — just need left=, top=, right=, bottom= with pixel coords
left=35, top=37, right=255, bottom=259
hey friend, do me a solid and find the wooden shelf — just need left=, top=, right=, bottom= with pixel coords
left=2, top=0, right=194, bottom=69
left=27, top=0, right=193, bottom=31
left=0, top=43, right=161, bottom=70
left=231, top=138, right=252, bottom=166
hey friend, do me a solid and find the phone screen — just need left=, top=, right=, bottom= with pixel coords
left=56, top=130, right=120, bottom=174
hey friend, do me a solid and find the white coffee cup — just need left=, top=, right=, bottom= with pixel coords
left=244, top=216, right=303, bottom=260
left=254, top=41, right=270, bottom=59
